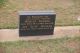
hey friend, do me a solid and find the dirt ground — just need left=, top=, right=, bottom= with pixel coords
left=0, top=47, right=5, bottom=53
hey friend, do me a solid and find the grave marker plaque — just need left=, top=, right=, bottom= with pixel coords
left=19, top=11, right=56, bottom=36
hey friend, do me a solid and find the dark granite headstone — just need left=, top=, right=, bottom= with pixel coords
left=19, top=11, right=56, bottom=36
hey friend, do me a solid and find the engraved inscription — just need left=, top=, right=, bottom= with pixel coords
left=19, top=14, right=56, bottom=36
left=20, top=16, right=54, bottom=30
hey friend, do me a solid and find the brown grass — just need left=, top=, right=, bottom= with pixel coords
left=0, top=47, right=5, bottom=53
left=0, top=0, right=80, bottom=29
left=0, top=37, right=80, bottom=53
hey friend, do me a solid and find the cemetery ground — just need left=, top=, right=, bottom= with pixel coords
left=0, top=26, right=80, bottom=53
left=0, top=37, right=80, bottom=53
left=0, top=0, right=80, bottom=53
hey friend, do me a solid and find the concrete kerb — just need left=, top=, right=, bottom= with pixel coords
left=0, top=26, right=80, bottom=42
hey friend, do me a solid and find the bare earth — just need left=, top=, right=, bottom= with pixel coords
left=0, top=26, right=80, bottom=42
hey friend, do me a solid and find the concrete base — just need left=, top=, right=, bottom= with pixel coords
left=0, top=26, right=80, bottom=42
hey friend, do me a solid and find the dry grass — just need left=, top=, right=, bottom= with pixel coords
left=0, top=0, right=24, bottom=29
left=24, top=0, right=80, bottom=26
left=0, top=37, right=80, bottom=53
left=0, top=0, right=80, bottom=29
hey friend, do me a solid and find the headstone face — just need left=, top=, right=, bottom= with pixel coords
left=19, top=11, right=56, bottom=36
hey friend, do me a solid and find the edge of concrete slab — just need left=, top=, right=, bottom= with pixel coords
left=0, top=26, right=80, bottom=42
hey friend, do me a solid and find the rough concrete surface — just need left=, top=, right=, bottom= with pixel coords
left=0, top=26, right=80, bottom=42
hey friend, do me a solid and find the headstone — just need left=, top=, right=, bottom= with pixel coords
left=19, top=11, right=56, bottom=36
